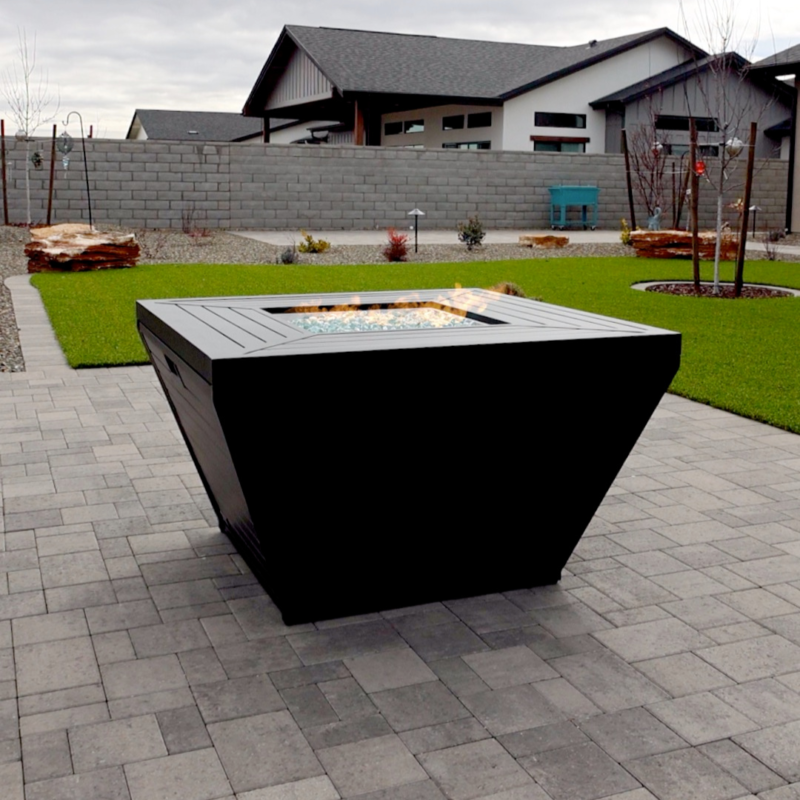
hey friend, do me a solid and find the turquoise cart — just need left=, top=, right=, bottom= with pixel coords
left=549, top=186, right=600, bottom=230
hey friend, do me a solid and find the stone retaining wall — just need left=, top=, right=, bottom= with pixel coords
left=1, top=138, right=789, bottom=232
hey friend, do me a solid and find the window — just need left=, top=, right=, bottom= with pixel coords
left=404, top=120, right=424, bottom=133
left=656, top=115, right=718, bottom=132
left=442, top=141, right=491, bottom=150
left=384, top=121, right=402, bottom=136
left=534, top=112, right=587, bottom=129
left=442, top=115, right=464, bottom=131
left=467, top=112, right=492, bottom=129
left=531, top=136, right=589, bottom=153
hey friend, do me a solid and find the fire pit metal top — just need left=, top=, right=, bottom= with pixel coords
left=137, top=288, right=677, bottom=381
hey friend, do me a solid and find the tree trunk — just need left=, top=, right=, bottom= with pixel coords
left=24, top=138, right=31, bottom=227
left=712, top=145, right=725, bottom=296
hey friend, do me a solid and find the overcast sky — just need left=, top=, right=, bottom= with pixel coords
left=1, top=0, right=798, bottom=139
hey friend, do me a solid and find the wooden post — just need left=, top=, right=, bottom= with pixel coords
left=690, top=119, right=700, bottom=289
left=354, top=102, right=365, bottom=146
left=0, top=120, right=8, bottom=226
left=47, top=124, right=57, bottom=225
left=621, top=129, right=636, bottom=229
left=734, top=122, right=758, bottom=297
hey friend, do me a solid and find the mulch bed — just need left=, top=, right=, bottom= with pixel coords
left=646, top=282, right=794, bottom=299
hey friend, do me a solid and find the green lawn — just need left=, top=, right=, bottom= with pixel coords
left=31, top=257, right=800, bottom=432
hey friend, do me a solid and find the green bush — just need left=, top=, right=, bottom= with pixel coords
left=457, top=215, right=486, bottom=250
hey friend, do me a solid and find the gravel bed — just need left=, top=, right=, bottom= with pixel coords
left=0, top=225, right=796, bottom=373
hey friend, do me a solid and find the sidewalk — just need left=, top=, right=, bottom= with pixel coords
left=234, top=228, right=800, bottom=255
left=1, top=275, right=800, bottom=800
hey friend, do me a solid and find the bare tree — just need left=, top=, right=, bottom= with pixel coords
left=626, top=103, right=671, bottom=224
left=2, top=28, right=59, bottom=226
left=679, top=0, right=779, bottom=294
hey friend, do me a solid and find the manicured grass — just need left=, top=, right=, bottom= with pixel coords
left=31, top=257, right=800, bottom=432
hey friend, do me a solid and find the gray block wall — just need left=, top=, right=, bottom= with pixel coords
left=1, top=137, right=789, bottom=233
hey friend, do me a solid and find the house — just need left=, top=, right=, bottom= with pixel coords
left=591, top=53, right=793, bottom=160
left=244, top=25, right=792, bottom=161
left=243, top=25, right=709, bottom=152
left=126, top=110, right=265, bottom=142
left=751, top=43, right=800, bottom=232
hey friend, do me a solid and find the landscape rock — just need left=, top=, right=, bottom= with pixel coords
left=630, top=229, right=738, bottom=260
left=26, top=223, right=140, bottom=272
left=519, top=234, right=569, bottom=248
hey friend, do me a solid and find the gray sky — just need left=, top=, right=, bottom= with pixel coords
left=1, top=0, right=798, bottom=139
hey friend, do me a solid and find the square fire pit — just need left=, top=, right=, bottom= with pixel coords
left=137, top=288, right=681, bottom=624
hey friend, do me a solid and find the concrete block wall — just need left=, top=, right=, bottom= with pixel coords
left=1, top=137, right=789, bottom=233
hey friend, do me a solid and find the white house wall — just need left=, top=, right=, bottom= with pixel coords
left=270, top=123, right=316, bottom=144
left=503, top=36, right=694, bottom=153
left=380, top=104, right=503, bottom=150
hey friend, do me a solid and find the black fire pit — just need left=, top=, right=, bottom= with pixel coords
left=137, top=288, right=681, bottom=624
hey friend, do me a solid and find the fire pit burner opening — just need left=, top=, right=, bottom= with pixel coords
left=273, top=302, right=498, bottom=334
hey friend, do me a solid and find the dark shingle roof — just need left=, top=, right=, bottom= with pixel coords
left=128, top=110, right=263, bottom=141
left=752, top=43, right=800, bottom=73
left=245, top=25, right=705, bottom=114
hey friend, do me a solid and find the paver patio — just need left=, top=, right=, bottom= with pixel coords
left=2, top=274, right=800, bottom=799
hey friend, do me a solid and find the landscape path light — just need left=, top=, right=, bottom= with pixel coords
left=408, top=206, right=425, bottom=253
left=750, top=205, right=762, bottom=236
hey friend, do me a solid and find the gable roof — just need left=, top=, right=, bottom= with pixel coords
left=244, top=25, right=705, bottom=115
left=127, top=110, right=263, bottom=141
left=591, top=52, right=794, bottom=108
left=751, top=43, right=800, bottom=74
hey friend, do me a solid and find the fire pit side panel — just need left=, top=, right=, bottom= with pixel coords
left=138, top=325, right=262, bottom=573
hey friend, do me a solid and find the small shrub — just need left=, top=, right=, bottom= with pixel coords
left=298, top=230, right=330, bottom=253
left=620, top=218, right=633, bottom=246
left=383, top=228, right=409, bottom=262
left=278, top=246, right=299, bottom=265
left=762, top=230, right=785, bottom=261
left=137, top=229, right=172, bottom=262
left=457, top=215, right=486, bottom=250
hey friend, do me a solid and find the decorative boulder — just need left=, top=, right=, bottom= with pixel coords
left=519, top=234, right=569, bottom=248
left=26, top=224, right=140, bottom=273
left=630, top=230, right=738, bottom=260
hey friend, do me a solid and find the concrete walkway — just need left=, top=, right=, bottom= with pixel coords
left=2, top=275, right=800, bottom=800
left=233, top=228, right=800, bottom=255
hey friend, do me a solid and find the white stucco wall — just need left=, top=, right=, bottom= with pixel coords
left=380, top=104, right=503, bottom=150
left=270, top=122, right=331, bottom=144
left=503, top=36, right=695, bottom=153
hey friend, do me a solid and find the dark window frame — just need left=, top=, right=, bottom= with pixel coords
left=403, top=119, right=425, bottom=134
left=534, top=112, right=587, bottom=129
left=384, top=121, right=402, bottom=136
left=655, top=115, right=719, bottom=132
left=467, top=112, right=492, bottom=129
left=442, top=141, right=491, bottom=150
left=531, top=135, right=589, bottom=153
left=442, top=115, right=465, bottom=131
